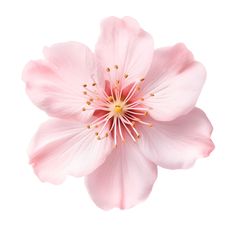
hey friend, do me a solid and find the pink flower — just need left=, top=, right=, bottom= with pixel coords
left=22, top=16, right=214, bottom=210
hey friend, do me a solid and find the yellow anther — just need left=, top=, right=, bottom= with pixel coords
left=137, top=134, right=140, bottom=138
left=140, top=98, right=144, bottom=101
left=105, top=133, right=109, bottom=137
left=114, top=105, right=122, bottom=114
left=144, top=111, right=148, bottom=116
left=87, top=125, right=91, bottom=129
left=83, top=91, right=87, bottom=95
left=106, top=67, right=111, bottom=72
left=150, top=93, right=155, bottom=96
left=114, top=65, right=119, bottom=69
left=92, top=82, right=96, bottom=86
left=148, top=123, right=153, bottom=127
left=136, top=86, right=141, bottom=91
left=89, top=98, right=94, bottom=102
left=95, top=132, right=99, bottom=136
left=124, top=74, right=128, bottom=78
left=140, top=78, right=145, bottom=82
left=86, top=101, right=91, bottom=105
left=116, top=80, right=120, bottom=84
left=82, top=107, right=86, bottom=111
left=83, top=84, right=87, bottom=87
left=97, top=136, right=101, bottom=140
left=108, top=96, right=113, bottom=102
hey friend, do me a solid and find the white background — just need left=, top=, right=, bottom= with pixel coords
left=0, top=0, right=235, bottom=235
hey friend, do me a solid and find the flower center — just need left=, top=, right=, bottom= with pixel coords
left=114, top=104, right=122, bottom=114
left=111, top=100, right=126, bottom=116
left=81, top=65, right=154, bottom=146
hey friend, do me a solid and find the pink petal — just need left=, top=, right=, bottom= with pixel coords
left=142, top=43, right=206, bottom=121
left=95, top=16, right=154, bottom=86
left=43, top=42, right=98, bottom=87
left=29, top=119, right=113, bottom=184
left=137, top=108, right=214, bottom=169
left=22, top=42, right=97, bottom=121
left=85, top=138, right=157, bottom=210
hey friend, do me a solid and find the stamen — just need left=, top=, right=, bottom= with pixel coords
left=108, top=116, right=116, bottom=133
left=113, top=117, right=117, bottom=146
left=99, top=89, right=110, bottom=101
left=109, top=81, right=115, bottom=99
left=126, top=113, right=153, bottom=127
left=124, top=74, right=128, bottom=78
left=126, top=100, right=143, bottom=108
left=114, top=65, right=119, bottom=69
left=98, top=115, right=111, bottom=136
left=89, top=113, right=110, bottom=127
left=126, top=102, right=152, bottom=110
left=117, top=85, right=123, bottom=100
left=127, top=107, right=150, bottom=111
left=122, top=116, right=140, bottom=137
left=108, top=96, right=114, bottom=102
left=120, top=116, right=136, bottom=142
left=127, top=110, right=148, bottom=116
left=106, top=67, right=111, bottom=72
left=123, top=82, right=138, bottom=103
left=83, top=84, right=108, bottom=102
left=118, top=118, right=125, bottom=142
left=84, top=106, right=110, bottom=111
left=83, top=86, right=98, bottom=96
left=114, top=87, right=119, bottom=100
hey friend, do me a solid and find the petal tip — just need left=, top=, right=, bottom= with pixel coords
left=203, top=140, right=215, bottom=157
left=32, top=164, right=66, bottom=185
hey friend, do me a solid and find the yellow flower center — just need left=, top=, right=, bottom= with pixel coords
left=114, top=104, right=122, bottom=114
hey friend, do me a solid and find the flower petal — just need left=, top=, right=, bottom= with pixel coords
left=29, top=119, right=113, bottom=184
left=43, top=42, right=98, bottom=86
left=142, top=43, right=206, bottom=121
left=22, top=42, right=98, bottom=121
left=85, top=138, right=157, bottom=210
left=137, top=108, right=214, bottom=169
left=95, top=16, right=154, bottom=86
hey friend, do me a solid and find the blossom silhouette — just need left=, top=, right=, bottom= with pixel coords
left=22, top=16, right=214, bottom=210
